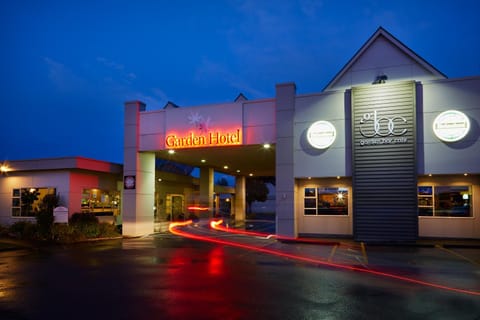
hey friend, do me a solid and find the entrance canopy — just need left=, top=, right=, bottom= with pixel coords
left=155, top=144, right=275, bottom=177
left=138, top=98, right=277, bottom=178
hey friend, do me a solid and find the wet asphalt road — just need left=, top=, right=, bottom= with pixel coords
left=0, top=227, right=479, bottom=320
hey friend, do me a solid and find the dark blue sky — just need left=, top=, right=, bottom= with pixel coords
left=1, top=0, right=479, bottom=164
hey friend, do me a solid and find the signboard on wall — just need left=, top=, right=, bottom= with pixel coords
left=124, top=176, right=136, bottom=190
left=433, top=110, right=470, bottom=142
left=164, top=104, right=243, bottom=149
left=306, top=120, right=337, bottom=149
left=352, top=81, right=417, bottom=242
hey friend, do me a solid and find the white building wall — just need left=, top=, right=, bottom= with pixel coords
left=0, top=171, right=70, bottom=225
left=243, top=99, right=276, bottom=145
left=331, top=35, right=444, bottom=91
left=296, top=178, right=353, bottom=236
left=293, top=91, right=349, bottom=178
left=421, top=77, right=480, bottom=175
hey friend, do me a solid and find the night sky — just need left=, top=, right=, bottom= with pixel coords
left=1, top=0, right=479, bottom=164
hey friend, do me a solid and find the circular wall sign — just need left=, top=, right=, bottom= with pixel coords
left=307, top=120, right=337, bottom=149
left=433, top=110, right=470, bottom=142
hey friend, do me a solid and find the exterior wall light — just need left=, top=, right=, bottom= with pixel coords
left=263, top=143, right=271, bottom=149
left=168, top=150, right=175, bottom=154
left=372, top=74, right=388, bottom=84
left=0, top=164, right=9, bottom=174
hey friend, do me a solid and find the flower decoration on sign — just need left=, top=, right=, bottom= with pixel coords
left=188, top=112, right=211, bottom=133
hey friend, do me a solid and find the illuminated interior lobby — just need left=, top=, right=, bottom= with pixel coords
left=123, top=27, right=479, bottom=241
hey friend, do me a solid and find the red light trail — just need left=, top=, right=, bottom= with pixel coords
left=169, top=220, right=480, bottom=297
left=187, top=206, right=210, bottom=211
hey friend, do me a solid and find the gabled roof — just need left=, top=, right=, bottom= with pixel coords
left=163, top=101, right=180, bottom=109
left=323, top=27, right=447, bottom=91
left=234, top=93, right=248, bottom=102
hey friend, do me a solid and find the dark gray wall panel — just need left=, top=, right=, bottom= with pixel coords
left=352, top=81, right=418, bottom=242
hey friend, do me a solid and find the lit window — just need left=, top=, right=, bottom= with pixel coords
left=304, top=187, right=348, bottom=216
left=11, top=187, right=56, bottom=217
left=418, top=185, right=472, bottom=217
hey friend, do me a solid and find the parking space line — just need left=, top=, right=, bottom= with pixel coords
left=361, top=242, right=369, bottom=264
left=435, top=245, right=480, bottom=267
left=328, top=244, right=338, bottom=262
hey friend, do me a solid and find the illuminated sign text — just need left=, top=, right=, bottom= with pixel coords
left=166, top=129, right=242, bottom=149
left=433, top=110, right=470, bottom=142
left=359, top=110, right=408, bottom=146
left=307, top=120, right=336, bottom=149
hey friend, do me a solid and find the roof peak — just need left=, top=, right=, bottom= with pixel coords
left=323, top=26, right=446, bottom=91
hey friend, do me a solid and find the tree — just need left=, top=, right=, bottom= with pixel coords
left=216, top=177, right=230, bottom=186
left=36, top=193, right=60, bottom=239
left=21, top=188, right=40, bottom=216
left=246, top=178, right=269, bottom=214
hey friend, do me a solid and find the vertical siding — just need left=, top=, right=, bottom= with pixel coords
left=352, top=81, right=418, bottom=242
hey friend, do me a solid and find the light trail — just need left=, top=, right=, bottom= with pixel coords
left=169, top=220, right=480, bottom=297
left=187, top=206, right=210, bottom=211
left=210, top=219, right=353, bottom=247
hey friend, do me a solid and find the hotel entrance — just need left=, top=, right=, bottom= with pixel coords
left=122, top=99, right=276, bottom=236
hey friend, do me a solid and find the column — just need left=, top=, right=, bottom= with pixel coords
left=123, top=101, right=155, bottom=236
left=234, top=175, right=246, bottom=222
left=200, top=167, right=214, bottom=217
left=275, top=83, right=297, bottom=238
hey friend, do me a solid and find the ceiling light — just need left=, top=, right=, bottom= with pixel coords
left=249, top=173, right=253, bottom=177
left=263, top=143, right=271, bottom=149
left=223, top=165, right=229, bottom=169
left=168, top=150, right=175, bottom=154
left=201, top=159, right=206, bottom=163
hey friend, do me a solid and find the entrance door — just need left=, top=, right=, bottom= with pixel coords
left=166, top=194, right=185, bottom=221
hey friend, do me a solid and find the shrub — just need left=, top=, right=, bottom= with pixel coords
left=9, top=221, right=38, bottom=239
left=98, top=223, right=121, bottom=238
left=51, top=224, right=85, bottom=243
left=69, top=212, right=100, bottom=238
left=0, top=224, right=9, bottom=236
left=36, top=210, right=54, bottom=239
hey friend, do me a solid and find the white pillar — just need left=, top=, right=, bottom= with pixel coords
left=234, top=175, right=246, bottom=222
left=275, top=83, right=297, bottom=238
left=122, top=101, right=155, bottom=236
left=200, top=167, right=214, bottom=216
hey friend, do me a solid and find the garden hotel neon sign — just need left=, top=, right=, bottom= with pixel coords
left=165, top=128, right=242, bottom=149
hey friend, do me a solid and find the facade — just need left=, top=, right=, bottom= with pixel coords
left=123, top=27, right=479, bottom=241
left=1, top=28, right=477, bottom=242
left=0, top=157, right=123, bottom=225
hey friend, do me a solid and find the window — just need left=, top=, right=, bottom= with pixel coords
left=81, top=189, right=120, bottom=215
left=11, top=187, right=56, bottom=217
left=418, top=186, right=472, bottom=217
left=304, top=187, right=348, bottom=216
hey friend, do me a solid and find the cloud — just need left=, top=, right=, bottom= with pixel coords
left=44, top=57, right=86, bottom=92
left=129, top=88, right=169, bottom=110
left=96, top=56, right=137, bottom=84
left=194, top=58, right=268, bottom=99
left=299, top=0, right=324, bottom=18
